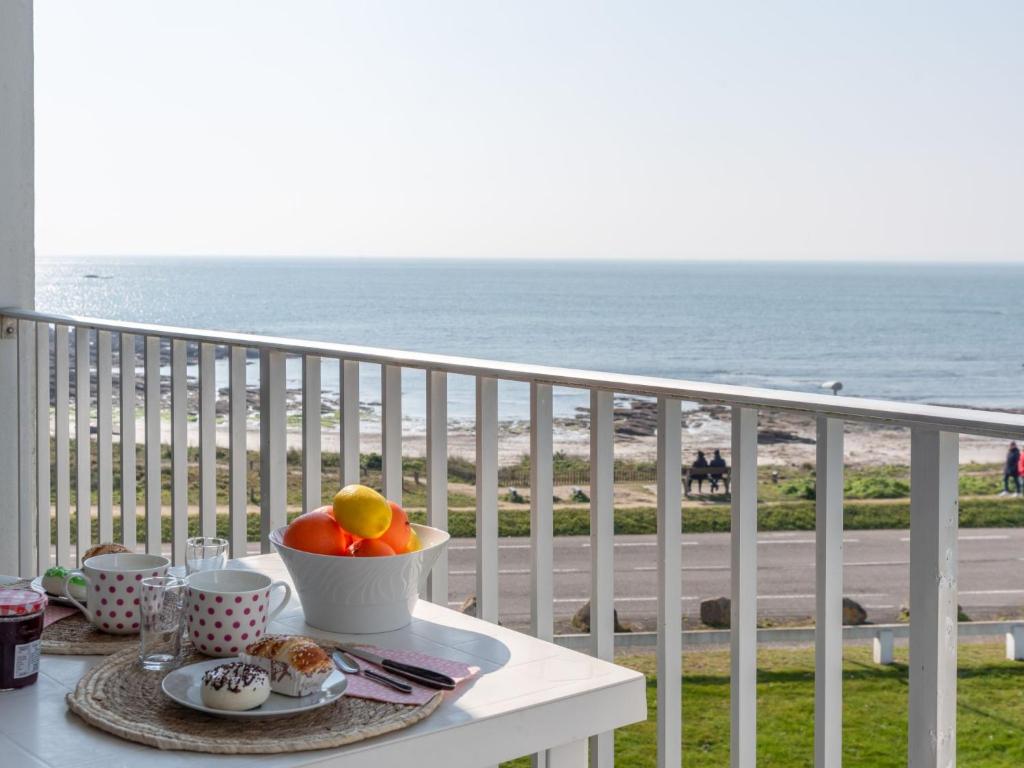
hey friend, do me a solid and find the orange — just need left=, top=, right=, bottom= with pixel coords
left=378, top=501, right=413, bottom=553
left=349, top=538, right=396, bottom=557
left=332, top=484, right=392, bottom=539
left=283, top=510, right=350, bottom=555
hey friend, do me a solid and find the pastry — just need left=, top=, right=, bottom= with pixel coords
left=41, top=566, right=86, bottom=601
left=82, top=542, right=131, bottom=562
left=240, top=635, right=333, bottom=697
left=200, top=662, right=271, bottom=711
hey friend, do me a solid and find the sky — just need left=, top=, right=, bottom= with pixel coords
left=33, top=1, right=1024, bottom=261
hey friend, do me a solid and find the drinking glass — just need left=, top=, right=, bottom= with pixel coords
left=139, top=576, right=187, bottom=671
left=185, top=537, right=228, bottom=575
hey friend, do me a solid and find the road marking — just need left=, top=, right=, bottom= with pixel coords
left=960, top=589, right=1024, bottom=596
left=846, top=560, right=909, bottom=567
left=581, top=541, right=700, bottom=548
left=899, top=534, right=1009, bottom=542
left=449, top=568, right=584, bottom=576
left=634, top=565, right=730, bottom=572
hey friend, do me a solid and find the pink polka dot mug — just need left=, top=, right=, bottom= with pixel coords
left=63, top=553, right=170, bottom=635
left=185, top=569, right=291, bottom=657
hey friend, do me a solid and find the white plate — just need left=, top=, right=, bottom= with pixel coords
left=29, top=576, right=77, bottom=607
left=161, top=658, right=347, bottom=720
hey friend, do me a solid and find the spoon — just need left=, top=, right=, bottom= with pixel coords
left=332, top=649, right=413, bottom=694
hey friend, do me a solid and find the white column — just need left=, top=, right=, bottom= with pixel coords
left=589, top=389, right=615, bottom=768
left=530, top=382, right=554, bottom=642
left=260, top=350, right=287, bottom=551
left=36, top=323, right=50, bottom=571
left=302, top=354, right=322, bottom=512
left=475, top=376, right=499, bottom=623
left=170, top=340, right=187, bottom=565
left=54, top=326, right=71, bottom=566
left=96, top=330, right=113, bottom=542
left=381, top=364, right=403, bottom=504
left=908, top=429, right=959, bottom=768
left=75, top=328, right=91, bottom=563
left=656, top=397, right=682, bottom=768
left=228, top=346, right=248, bottom=557
left=199, top=343, right=217, bottom=537
left=143, top=337, right=162, bottom=555
left=341, top=360, right=360, bottom=486
left=119, top=333, right=137, bottom=551
left=815, top=417, right=843, bottom=768
left=0, top=0, right=34, bottom=577
left=731, top=407, right=758, bottom=768
left=17, top=320, right=37, bottom=574
left=426, top=370, right=448, bottom=604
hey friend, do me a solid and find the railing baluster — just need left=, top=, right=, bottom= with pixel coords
left=341, top=359, right=360, bottom=486
left=589, top=388, right=615, bottom=768
left=731, top=406, right=758, bottom=768
left=229, top=346, right=247, bottom=557
left=530, top=382, right=553, bottom=642
left=144, top=336, right=161, bottom=555
left=96, top=330, right=113, bottom=542
left=54, top=325, right=71, bottom=567
left=17, top=320, right=36, bottom=574
left=656, top=397, right=682, bottom=768
left=36, top=322, right=51, bottom=572
left=302, top=354, right=322, bottom=512
left=475, top=376, right=499, bottom=623
left=260, top=350, right=287, bottom=551
left=120, top=334, right=136, bottom=551
left=381, top=364, right=402, bottom=504
left=426, top=370, right=448, bottom=605
left=75, top=327, right=91, bottom=562
left=815, top=417, right=843, bottom=768
left=199, top=342, right=217, bottom=538
left=908, top=428, right=959, bottom=767
left=171, top=339, right=187, bottom=564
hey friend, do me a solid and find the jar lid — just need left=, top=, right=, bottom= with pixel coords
left=0, top=588, right=48, bottom=617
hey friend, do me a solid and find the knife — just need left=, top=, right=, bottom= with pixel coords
left=331, top=649, right=413, bottom=694
left=339, top=645, right=457, bottom=690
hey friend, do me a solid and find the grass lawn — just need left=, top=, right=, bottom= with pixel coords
left=501, top=643, right=1024, bottom=767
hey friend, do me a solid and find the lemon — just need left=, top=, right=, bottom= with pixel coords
left=406, top=528, right=422, bottom=553
left=332, top=484, right=392, bottom=539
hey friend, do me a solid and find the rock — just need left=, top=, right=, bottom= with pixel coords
left=700, top=596, right=731, bottom=628
left=842, top=597, right=868, bottom=625
left=572, top=600, right=631, bottom=633
left=460, top=596, right=477, bottom=617
left=898, top=603, right=970, bottom=622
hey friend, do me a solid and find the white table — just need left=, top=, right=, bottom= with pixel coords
left=0, top=555, right=646, bottom=767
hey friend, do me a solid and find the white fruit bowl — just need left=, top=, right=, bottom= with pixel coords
left=269, top=524, right=450, bottom=634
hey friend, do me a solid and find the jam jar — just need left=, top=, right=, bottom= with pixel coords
left=0, top=588, right=47, bottom=691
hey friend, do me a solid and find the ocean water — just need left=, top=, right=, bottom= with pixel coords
left=35, top=257, right=1024, bottom=424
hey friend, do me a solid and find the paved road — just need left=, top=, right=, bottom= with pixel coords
left=444, top=528, right=1024, bottom=632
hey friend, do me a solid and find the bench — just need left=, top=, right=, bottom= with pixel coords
left=683, top=465, right=731, bottom=495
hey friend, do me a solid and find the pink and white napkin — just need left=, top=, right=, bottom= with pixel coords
left=343, top=645, right=479, bottom=705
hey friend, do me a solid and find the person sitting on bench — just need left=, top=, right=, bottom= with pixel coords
left=708, top=449, right=726, bottom=492
left=687, top=451, right=709, bottom=494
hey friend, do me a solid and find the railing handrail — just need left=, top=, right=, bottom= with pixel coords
left=5, top=306, right=1024, bottom=439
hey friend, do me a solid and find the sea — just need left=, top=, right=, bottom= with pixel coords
left=35, top=257, right=1024, bottom=426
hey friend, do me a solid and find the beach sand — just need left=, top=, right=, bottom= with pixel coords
left=146, top=395, right=1007, bottom=468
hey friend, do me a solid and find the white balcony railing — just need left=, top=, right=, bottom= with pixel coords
left=2, top=307, right=1024, bottom=768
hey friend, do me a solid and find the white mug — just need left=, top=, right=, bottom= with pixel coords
left=64, top=553, right=171, bottom=635
left=185, top=569, right=291, bottom=657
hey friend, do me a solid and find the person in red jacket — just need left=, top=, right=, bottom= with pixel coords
left=1017, top=449, right=1024, bottom=497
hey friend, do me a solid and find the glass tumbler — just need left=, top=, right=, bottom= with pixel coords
left=139, top=576, right=187, bottom=671
left=186, top=536, right=229, bottom=575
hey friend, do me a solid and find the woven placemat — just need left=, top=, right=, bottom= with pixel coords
left=66, top=643, right=443, bottom=754
left=43, top=612, right=139, bottom=655
left=9, top=579, right=138, bottom=656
